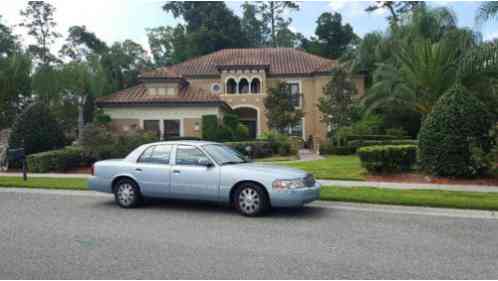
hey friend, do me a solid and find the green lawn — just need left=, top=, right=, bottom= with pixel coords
left=321, top=186, right=498, bottom=211
left=0, top=177, right=87, bottom=190
left=278, top=155, right=366, bottom=181
left=255, top=155, right=299, bottom=162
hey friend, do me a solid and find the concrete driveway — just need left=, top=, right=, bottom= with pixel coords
left=0, top=189, right=497, bottom=279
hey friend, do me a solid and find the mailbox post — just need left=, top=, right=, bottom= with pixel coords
left=7, top=148, right=27, bottom=181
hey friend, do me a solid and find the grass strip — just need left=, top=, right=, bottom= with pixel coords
left=321, top=186, right=498, bottom=211
left=0, top=176, right=88, bottom=190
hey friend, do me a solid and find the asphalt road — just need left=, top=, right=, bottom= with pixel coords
left=1, top=190, right=497, bottom=279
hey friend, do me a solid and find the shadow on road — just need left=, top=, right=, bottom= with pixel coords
left=92, top=198, right=329, bottom=219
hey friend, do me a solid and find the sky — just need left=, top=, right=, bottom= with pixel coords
left=1, top=1, right=497, bottom=55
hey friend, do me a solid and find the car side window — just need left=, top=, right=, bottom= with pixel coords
left=175, top=145, right=209, bottom=166
left=138, top=145, right=172, bottom=164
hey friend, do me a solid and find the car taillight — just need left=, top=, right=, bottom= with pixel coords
left=91, top=164, right=95, bottom=176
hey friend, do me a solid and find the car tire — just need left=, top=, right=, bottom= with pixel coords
left=113, top=178, right=142, bottom=208
left=234, top=183, right=269, bottom=217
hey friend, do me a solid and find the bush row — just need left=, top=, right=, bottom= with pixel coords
left=357, top=145, right=417, bottom=174
left=27, top=147, right=84, bottom=173
left=225, top=141, right=274, bottom=158
left=319, top=144, right=356, bottom=155
left=347, top=139, right=418, bottom=150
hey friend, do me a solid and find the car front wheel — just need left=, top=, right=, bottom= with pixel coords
left=114, top=179, right=142, bottom=208
left=234, top=183, right=269, bottom=216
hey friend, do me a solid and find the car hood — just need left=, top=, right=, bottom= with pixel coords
left=223, top=162, right=308, bottom=179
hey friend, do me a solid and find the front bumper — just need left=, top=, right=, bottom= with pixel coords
left=270, top=182, right=321, bottom=207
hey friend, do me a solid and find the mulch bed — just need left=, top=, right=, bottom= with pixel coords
left=367, top=173, right=498, bottom=186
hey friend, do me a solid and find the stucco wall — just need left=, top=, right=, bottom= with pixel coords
left=105, top=106, right=222, bottom=138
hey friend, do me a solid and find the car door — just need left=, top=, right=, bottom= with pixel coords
left=170, top=145, right=220, bottom=201
left=133, top=144, right=173, bottom=197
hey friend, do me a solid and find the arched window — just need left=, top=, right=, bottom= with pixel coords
left=250, top=78, right=261, bottom=94
left=226, top=78, right=237, bottom=94
left=239, top=78, right=249, bottom=94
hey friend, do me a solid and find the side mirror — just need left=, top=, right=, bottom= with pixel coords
left=198, top=157, right=214, bottom=167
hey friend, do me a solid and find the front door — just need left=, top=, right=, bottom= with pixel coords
left=170, top=145, right=220, bottom=201
left=132, top=144, right=173, bottom=197
left=163, top=120, right=180, bottom=139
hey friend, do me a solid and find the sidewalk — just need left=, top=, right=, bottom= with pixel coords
left=1, top=172, right=498, bottom=193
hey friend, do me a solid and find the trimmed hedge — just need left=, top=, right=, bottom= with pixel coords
left=225, top=141, right=273, bottom=158
left=202, top=115, right=218, bottom=141
left=27, top=147, right=83, bottom=173
left=357, top=145, right=417, bottom=174
left=348, top=139, right=418, bottom=150
left=319, top=144, right=356, bottom=155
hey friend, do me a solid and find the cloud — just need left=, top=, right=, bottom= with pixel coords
left=484, top=31, right=498, bottom=41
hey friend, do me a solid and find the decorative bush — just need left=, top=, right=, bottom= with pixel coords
left=259, top=131, right=294, bottom=156
left=418, top=84, right=495, bottom=178
left=225, top=141, right=274, bottom=158
left=27, top=146, right=83, bottom=173
left=347, top=139, right=418, bottom=150
left=202, top=114, right=249, bottom=142
left=9, top=102, right=66, bottom=155
left=81, top=124, right=159, bottom=162
left=202, top=115, right=218, bottom=141
left=319, top=144, right=356, bottom=155
left=357, top=145, right=417, bottom=173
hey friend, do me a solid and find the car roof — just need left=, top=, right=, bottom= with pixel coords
left=146, top=140, right=220, bottom=146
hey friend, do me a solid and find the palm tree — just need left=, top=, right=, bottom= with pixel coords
left=363, top=5, right=498, bottom=117
left=476, top=2, right=498, bottom=24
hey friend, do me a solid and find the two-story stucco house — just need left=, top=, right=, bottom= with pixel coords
left=96, top=48, right=364, bottom=144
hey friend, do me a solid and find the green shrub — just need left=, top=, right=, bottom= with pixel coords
left=9, top=102, right=66, bottom=155
left=352, top=114, right=384, bottom=135
left=357, top=145, right=417, bottom=173
left=225, top=141, right=273, bottom=158
left=348, top=139, right=418, bottom=150
left=27, top=146, right=83, bottom=173
left=81, top=124, right=159, bottom=162
left=202, top=115, right=218, bottom=141
left=385, top=128, right=408, bottom=137
left=259, top=131, right=294, bottom=156
left=418, top=84, right=495, bottom=178
left=319, top=144, right=356, bottom=155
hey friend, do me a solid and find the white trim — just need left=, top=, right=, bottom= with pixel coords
left=232, top=104, right=261, bottom=137
left=302, top=117, right=306, bottom=140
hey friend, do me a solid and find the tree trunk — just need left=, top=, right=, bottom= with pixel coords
left=271, top=2, right=276, bottom=47
left=77, top=96, right=87, bottom=144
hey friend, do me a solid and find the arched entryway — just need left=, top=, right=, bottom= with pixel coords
left=233, top=106, right=259, bottom=139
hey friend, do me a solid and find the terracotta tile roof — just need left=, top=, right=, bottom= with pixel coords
left=141, top=48, right=336, bottom=78
left=96, top=84, right=227, bottom=107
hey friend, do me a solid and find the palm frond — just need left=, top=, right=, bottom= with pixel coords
left=475, top=2, right=498, bottom=24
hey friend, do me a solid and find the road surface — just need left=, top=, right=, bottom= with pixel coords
left=0, top=189, right=497, bottom=279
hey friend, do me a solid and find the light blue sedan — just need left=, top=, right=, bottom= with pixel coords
left=88, top=141, right=320, bottom=216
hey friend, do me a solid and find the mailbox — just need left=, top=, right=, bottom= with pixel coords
left=8, top=148, right=25, bottom=161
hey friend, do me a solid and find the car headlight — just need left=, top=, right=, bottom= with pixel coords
left=272, top=178, right=306, bottom=190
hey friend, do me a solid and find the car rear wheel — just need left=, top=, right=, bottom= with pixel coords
left=234, top=183, right=269, bottom=216
left=114, top=179, right=142, bottom=208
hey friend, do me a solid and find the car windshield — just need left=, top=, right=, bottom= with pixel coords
left=203, top=144, right=248, bottom=165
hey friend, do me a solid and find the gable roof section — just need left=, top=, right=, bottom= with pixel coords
left=96, top=84, right=228, bottom=108
left=141, top=48, right=336, bottom=78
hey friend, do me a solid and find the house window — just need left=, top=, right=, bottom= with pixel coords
left=281, top=118, right=304, bottom=139
left=287, top=82, right=301, bottom=108
left=143, top=120, right=160, bottom=138
left=226, top=78, right=237, bottom=94
left=163, top=120, right=181, bottom=139
left=239, top=78, right=249, bottom=94
left=250, top=78, right=261, bottom=94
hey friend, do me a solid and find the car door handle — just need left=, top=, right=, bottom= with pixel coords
left=135, top=168, right=142, bottom=172
left=173, top=170, right=181, bottom=174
